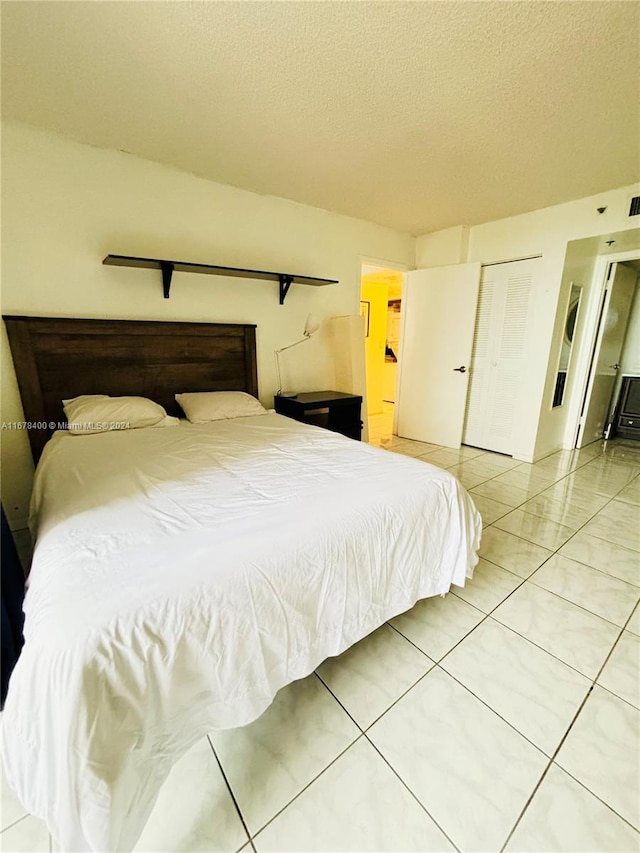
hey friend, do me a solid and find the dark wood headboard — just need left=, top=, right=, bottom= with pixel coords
left=3, top=316, right=258, bottom=463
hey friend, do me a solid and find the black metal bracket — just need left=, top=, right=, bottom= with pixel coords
left=279, top=274, right=293, bottom=305
left=160, top=262, right=175, bottom=299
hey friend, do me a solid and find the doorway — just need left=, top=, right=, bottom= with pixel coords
left=360, top=264, right=405, bottom=444
left=574, top=258, right=640, bottom=448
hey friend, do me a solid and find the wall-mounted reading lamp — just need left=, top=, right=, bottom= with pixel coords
left=274, top=314, right=320, bottom=397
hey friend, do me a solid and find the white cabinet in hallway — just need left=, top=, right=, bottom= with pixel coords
left=463, top=258, right=538, bottom=455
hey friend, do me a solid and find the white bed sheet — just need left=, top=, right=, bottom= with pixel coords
left=1, top=414, right=481, bottom=851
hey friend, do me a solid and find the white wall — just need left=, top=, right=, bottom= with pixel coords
left=416, top=187, right=640, bottom=461
left=1, top=122, right=413, bottom=527
left=415, top=226, right=469, bottom=267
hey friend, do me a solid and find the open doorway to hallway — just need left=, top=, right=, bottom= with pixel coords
left=575, top=256, right=640, bottom=447
left=360, top=264, right=404, bottom=445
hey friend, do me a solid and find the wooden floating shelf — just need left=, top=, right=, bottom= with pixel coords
left=103, top=254, right=338, bottom=304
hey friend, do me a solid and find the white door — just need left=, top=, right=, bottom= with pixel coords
left=395, top=263, right=481, bottom=447
left=577, top=262, right=637, bottom=447
left=463, top=258, right=538, bottom=455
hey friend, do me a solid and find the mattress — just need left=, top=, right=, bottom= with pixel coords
left=1, top=413, right=481, bottom=851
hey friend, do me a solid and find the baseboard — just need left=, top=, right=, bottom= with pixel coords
left=530, top=444, right=564, bottom=464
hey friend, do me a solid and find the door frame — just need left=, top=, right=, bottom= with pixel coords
left=568, top=249, right=640, bottom=448
left=357, top=256, right=412, bottom=315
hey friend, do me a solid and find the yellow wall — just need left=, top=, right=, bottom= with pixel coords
left=388, top=282, right=403, bottom=301
left=360, top=279, right=389, bottom=414
left=360, top=270, right=404, bottom=415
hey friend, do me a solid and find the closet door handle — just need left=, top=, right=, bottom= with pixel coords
left=453, top=366, right=467, bottom=373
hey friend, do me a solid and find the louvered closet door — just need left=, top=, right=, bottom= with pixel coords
left=463, top=259, right=537, bottom=455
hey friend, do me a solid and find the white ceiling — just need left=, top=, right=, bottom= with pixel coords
left=2, top=1, right=638, bottom=235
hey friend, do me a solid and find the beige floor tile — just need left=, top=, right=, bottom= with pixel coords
left=529, top=554, right=639, bottom=626
left=581, top=500, right=640, bottom=552
left=0, top=816, right=49, bottom=853
left=597, top=631, right=640, bottom=709
left=317, top=624, right=433, bottom=729
left=616, top=477, right=640, bottom=507
left=442, top=619, right=590, bottom=755
left=470, top=493, right=513, bottom=526
left=390, top=593, right=484, bottom=661
left=556, top=687, right=640, bottom=829
left=472, top=480, right=532, bottom=508
left=494, top=509, right=576, bottom=550
left=521, top=493, right=596, bottom=528
left=447, top=465, right=494, bottom=490
left=539, top=481, right=610, bottom=513
left=210, top=674, right=359, bottom=835
left=559, top=531, right=640, bottom=587
left=627, top=602, right=640, bottom=635
left=479, top=527, right=552, bottom=578
left=492, top=582, right=620, bottom=678
left=368, top=669, right=547, bottom=852
left=452, top=558, right=522, bottom=613
left=253, top=738, right=454, bottom=853
left=506, top=764, right=640, bottom=853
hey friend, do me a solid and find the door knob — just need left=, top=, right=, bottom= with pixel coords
left=453, top=366, right=467, bottom=373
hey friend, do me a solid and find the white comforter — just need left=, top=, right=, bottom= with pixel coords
left=1, top=414, right=481, bottom=851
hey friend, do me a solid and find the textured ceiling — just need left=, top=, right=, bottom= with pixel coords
left=2, top=1, right=638, bottom=235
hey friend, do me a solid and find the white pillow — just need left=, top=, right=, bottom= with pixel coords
left=175, top=391, right=267, bottom=423
left=62, top=395, right=169, bottom=434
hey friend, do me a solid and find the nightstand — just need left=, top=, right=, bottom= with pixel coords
left=613, top=375, right=640, bottom=440
left=274, top=391, right=363, bottom=440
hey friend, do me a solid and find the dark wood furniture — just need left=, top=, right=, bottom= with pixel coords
left=613, top=375, right=640, bottom=440
left=1, top=506, right=25, bottom=708
left=274, top=391, right=363, bottom=440
left=103, top=254, right=338, bottom=303
left=2, top=316, right=258, bottom=463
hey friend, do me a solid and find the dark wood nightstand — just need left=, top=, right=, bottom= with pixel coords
left=613, top=376, right=640, bottom=440
left=274, top=391, right=363, bottom=440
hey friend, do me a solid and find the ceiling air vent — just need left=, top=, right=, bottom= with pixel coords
left=629, top=196, right=640, bottom=216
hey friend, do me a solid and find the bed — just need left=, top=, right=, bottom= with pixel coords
left=1, top=316, right=482, bottom=852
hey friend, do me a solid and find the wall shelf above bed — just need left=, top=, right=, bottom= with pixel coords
left=102, top=254, right=338, bottom=304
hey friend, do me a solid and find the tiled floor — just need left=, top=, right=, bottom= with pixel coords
left=2, top=437, right=640, bottom=852
left=367, top=401, right=395, bottom=444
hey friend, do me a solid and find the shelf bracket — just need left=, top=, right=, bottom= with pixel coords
left=279, top=274, right=293, bottom=305
left=160, top=261, right=174, bottom=299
